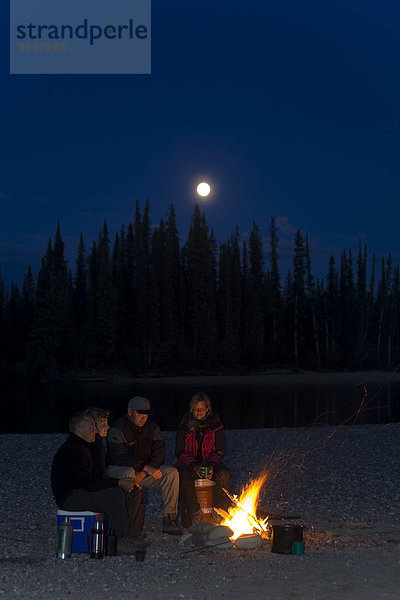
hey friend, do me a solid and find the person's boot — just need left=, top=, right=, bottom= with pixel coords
left=162, top=515, right=182, bottom=535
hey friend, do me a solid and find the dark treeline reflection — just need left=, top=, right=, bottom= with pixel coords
left=2, top=380, right=399, bottom=434
left=1, top=202, right=400, bottom=379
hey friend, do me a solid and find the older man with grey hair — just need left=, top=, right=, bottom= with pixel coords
left=51, top=410, right=144, bottom=554
left=107, top=396, right=181, bottom=535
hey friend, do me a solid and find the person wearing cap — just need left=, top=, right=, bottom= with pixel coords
left=107, top=396, right=182, bottom=535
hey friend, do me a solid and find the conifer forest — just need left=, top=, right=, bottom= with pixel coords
left=1, top=202, right=399, bottom=380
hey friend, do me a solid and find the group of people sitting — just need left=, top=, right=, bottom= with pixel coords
left=51, top=392, right=231, bottom=555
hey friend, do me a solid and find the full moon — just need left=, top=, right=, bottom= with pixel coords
left=196, top=182, right=211, bottom=197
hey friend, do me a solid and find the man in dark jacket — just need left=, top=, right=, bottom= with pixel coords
left=107, top=396, right=181, bottom=535
left=51, top=410, right=144, bottom=553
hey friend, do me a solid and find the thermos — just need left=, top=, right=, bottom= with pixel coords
left=57, top=515, right=73, bottom=559
left=105, top=528, right=118, bottom=556
left=88, top=516, right=105, bottom=559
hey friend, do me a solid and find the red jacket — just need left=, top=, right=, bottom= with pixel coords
left=175, top=411, right=226, bottom=467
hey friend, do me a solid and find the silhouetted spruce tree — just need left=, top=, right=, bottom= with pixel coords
left=240, top=239, right=250, bottom=364
left=151, top=207, right=184, bottom=368
left=217, top=241, right=229, bottom=363
left=20, top=265, right=35, bottom=360
left=183, top=205, right=217, bottom=367
left=133, top=200, right=160, bottom=368
left=166, top=204, right=186, bottom=363
left=244, top=222, right=265, bottom=366
left=111, top=229, right=130, bottom=365
left=73, top=234, right=87, bottom=340
left=85, top=222, right=117, bottom=367
left=122, top=221, right=136, bottom=365
left=52, top=223, right=74, bottom=366
left=151, top=219, right=170, bottom=365
left=366, top=254, right=376, bottom=361
left=209, top=226, right=219, bottom=359
left=282, top=269, right=293, bottom=361
left=28, top=240, right=55, bottom=376
left=264, top=217, right=282, bottom=360
left=386, top=265, right=400, bottom=367
left=230, top=229, right=242, bottom=360
left=305, top=235, right=321, bottom=367
left=291, top=230, right=307, bottom=366
left=217, top=229, right=241, bottom=367
left=314, top=277, right=326, bottom=365
left=4, top=282, right=21, bottom=361
left=338, top=249, right=357, bottom=367
left=375, top=255, right=393, bottom=367
left=325, top=255, right=339, bottom=362
left=375, top=257, right=385, bottom=364
left=28, top=223, right=72, bottom=378
left=353, top=243, right=369, bottom=367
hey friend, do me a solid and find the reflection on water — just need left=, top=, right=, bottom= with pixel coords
left=2, top=378, right=399, bottom=434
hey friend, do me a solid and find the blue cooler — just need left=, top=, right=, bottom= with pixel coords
left=56, top=510, right=108, bottom=554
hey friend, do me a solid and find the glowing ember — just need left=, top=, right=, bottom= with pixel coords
left=215, top=473, right=269, bottom=541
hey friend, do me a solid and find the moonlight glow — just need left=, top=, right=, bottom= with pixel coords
left=197, top=182, right=211, bottom=197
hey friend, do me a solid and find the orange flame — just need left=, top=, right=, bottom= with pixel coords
left=218, top=473, right=269, bottom=541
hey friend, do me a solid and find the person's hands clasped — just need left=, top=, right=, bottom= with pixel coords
left=134, top=471, right=146, bottom=485
left=195, top=465, right=213, bottom=480
left=143, top=465, right=162, bottom=479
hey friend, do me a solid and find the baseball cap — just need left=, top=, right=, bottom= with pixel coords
left=128, top=396, right=153, bottom=414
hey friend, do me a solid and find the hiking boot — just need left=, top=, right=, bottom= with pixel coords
left=162, top=515, right=182, bottom=535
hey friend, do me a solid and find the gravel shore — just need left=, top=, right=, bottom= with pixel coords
left=1, top=423, right=400, bottom=599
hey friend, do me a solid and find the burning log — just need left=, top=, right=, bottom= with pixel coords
left=179, top=473, right=270, bottom=552
left=214, top=474, right=270, bottom=541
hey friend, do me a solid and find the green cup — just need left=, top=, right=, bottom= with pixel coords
left=135, top=549, right=146, bottom=562
left=198, top=466, right=212, bottom=478
left=292, top=541, right=304, bottom=555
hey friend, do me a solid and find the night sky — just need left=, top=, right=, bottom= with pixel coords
left=1, top=0, right=400, bottom=286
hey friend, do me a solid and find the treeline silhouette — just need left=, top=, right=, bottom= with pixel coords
left=0, top=201, right=399, bottom=380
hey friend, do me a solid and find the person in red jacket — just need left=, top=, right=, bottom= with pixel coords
left=175, top=392, right=231, bottom=528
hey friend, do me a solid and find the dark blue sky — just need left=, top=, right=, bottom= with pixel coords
left=1, top=0, right=400, bottom=286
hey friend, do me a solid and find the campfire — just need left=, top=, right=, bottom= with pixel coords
left=215, top=473, right=269, bottom=542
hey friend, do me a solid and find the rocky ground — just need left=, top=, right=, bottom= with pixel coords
left=1, top=422, right=400, bottom=599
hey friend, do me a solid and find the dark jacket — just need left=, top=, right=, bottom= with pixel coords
left=107, top=416, right=166, bottom=472
left=50, top=433, right=119, bottom=507
left=175, top=411, right=226, bottom=467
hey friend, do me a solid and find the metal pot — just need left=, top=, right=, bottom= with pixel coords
left=271, top=523, right=304, bottom=554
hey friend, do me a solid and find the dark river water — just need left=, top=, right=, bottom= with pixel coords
left=2, top=376, right=399, bottom=434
